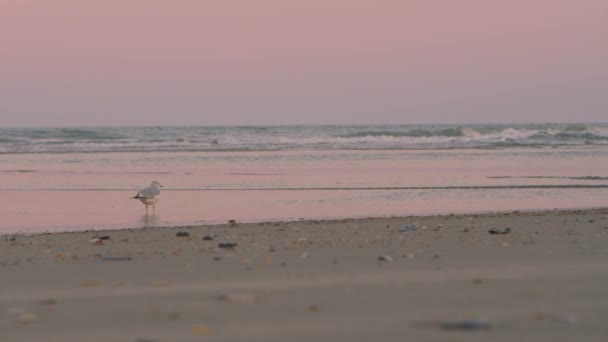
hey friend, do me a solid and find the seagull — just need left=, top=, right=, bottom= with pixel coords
left=133, top=181, right=163, bottom=216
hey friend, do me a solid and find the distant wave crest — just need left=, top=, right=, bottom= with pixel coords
left=340, top=127, right=473, bottom=138
left=1, top=124, right=607, bottom=153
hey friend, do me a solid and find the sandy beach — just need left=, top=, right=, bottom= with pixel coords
left=4, top=0, right=608, bottom=340
left=2, top=208, right=608, bottom=341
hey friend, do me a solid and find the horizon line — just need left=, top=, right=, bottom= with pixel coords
left=2, top=121, right=608, bottom=129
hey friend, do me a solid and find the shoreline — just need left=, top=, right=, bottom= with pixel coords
left=2, top=207, right=608, bottom=341
left=3, top=206, right=607, bottom=236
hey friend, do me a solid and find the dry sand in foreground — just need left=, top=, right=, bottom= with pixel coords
left=1, top=208, right=608, bottom=341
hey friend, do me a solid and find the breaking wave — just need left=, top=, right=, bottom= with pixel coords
left=1, top=124, right=607, bottom=153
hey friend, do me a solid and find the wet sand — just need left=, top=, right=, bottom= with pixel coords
left=3, top=148, right=608, bottom=234
left=1, top=208, right=608, bottom=341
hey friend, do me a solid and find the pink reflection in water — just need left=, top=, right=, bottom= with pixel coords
left=1, top=188, right=606, bottom=234
left=1, top=148, right=607, bottom=233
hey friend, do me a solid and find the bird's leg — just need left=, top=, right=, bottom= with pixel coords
left=152, top=204, right=156, bottom=216
left=145, top=204, right=149, bottom=216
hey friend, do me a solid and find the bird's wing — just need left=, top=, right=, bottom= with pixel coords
left=139, top=186, right=160, bottom=198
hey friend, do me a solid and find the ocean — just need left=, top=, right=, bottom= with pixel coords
left=1, top=124, right=607, bottom=233
left=2, top=124, right=608, bottom=154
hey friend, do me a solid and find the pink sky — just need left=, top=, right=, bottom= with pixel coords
left=1, top=0, right=607, bottom=126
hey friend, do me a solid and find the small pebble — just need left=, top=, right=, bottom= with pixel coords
left=202, top=236, right=214, bottom=241
left=400, top=224, right=417, bottom=232
left=102, top=256, right=133, bottom=262
left=308, top=305, right=320, bottom=313
left=218, top=242, right=237, bottom=249
left=489, top=227, right=512, bottom=235
left=18, top=312, right=38, bottom=324
left=439, top=319, right=492, bottom=331
left=176, top=232, right=190, bottom=237
left=89, top=238, right=104, bottom=245
left=191, top=324, right=210, bottom=336
left=378, top=255, right=394, bottom=262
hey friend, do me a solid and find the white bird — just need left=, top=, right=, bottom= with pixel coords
left=133, top=181, right=163, bottom=216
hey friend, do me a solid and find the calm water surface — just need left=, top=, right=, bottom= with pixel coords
left=1, top=146, right=607, bottom=233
